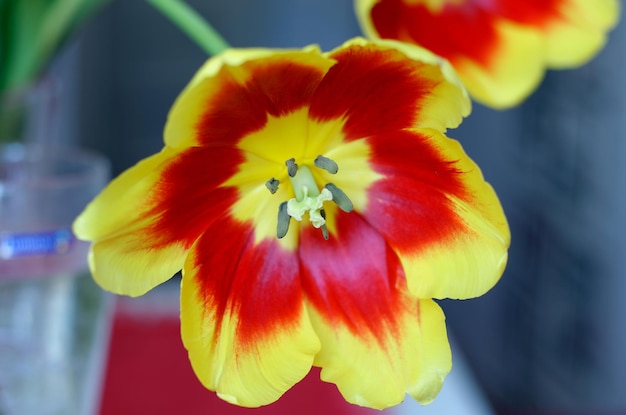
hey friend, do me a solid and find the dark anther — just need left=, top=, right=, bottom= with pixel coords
left=321, top=224, right=329, bottom=240
left=320, top=209, right=329, bottom=240
left=314, top=155, right=339, bottom=174
left=265, top=178, right=279, bottom=194
left=277, top=201, right=291, bottom=239
left=324, top=183, right=353, bottom=213
left=286, top=158, right=298, bottom=177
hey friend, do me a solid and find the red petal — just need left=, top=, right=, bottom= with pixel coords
left=369, top=0, right=564, bottom=68
left=298, top=213, right=451, bottom=408
left=181, top=217, right=319, bottom=406
left=190, top=219, right=306, bottom=349
left=309, top=42, right=440, bottom=140
left=486, top=0, right=566, bottom=27
left=363, top=128, right=468, bottom=249
left=361, top=128, right=509, bottom=299
left=145, top=146, right=242, bottom=249
left=299, top=211, right=405, bottom=342
left=193, top=56, right=328, bottom=146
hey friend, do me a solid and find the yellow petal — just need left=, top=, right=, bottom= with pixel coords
left=180, top=229, right=321, bottom=407
left=309, top=298, right=451, bottom=409
left=362, top=127, right=510, bottom=299
left=73, top=149, right=172, bottom=241
left=164, top=45, right=329, bottom=149
left=326, top=37, right=471, bottom=132
left=455, top=20, right=546, bottom=108
left=544, top=0, right=620, bottom=68
left=86, top=235, right=186, bottom=296
left=73, top=148, right=187, bottom=296
left=399, top=130, right=509, bottom=299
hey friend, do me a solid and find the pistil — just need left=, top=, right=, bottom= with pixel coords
left=272, top=156, right=354, bottom=240
left=286, top=166, right=333, bottom=228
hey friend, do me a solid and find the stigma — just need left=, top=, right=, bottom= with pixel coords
left=271, top=156, right=353, bottom=240
left=287, top=166, right=333, bottom=228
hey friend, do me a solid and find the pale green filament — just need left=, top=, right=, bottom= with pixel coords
left=287, top=166, right=333, bottom=228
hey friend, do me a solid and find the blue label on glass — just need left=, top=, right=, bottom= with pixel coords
left=0, top=229, right=74, bottom=259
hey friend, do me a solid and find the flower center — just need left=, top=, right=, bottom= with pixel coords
left=287, top=166, right=333, bottom=228
left=267, top=155, right=353, bottom=240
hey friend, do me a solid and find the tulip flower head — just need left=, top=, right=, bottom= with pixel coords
left=355, top=0, right=620, bottom=108
left=73, top=38, right=510, bottom=409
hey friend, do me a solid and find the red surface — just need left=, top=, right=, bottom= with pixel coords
left=99, top=309, right=381, bottom=415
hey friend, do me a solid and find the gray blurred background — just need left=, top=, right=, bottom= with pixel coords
left=55, top=0, right=626, bottom=413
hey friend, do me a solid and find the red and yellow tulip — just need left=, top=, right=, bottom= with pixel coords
left=73, top=38, right=510, bottom=409
left=355, top=0, right=620, bottom=108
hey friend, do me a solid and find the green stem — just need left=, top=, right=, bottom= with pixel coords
left=146, top=0, right=230, bottom=56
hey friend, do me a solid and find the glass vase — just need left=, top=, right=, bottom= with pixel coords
left=0, top=143, right=112, bottom=415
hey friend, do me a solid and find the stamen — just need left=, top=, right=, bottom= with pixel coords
left=286, top=165, right=333, bottom=230
left=272, top=161, right=354, bottom=241
left=314, top=155, right=339, bottom=174
left=276, top=201, right=290, bottom=239
left=286, top=158, right=298, bottom=177
left=321, top=224, right=329, bottom=240
left=265, top=178, right=279, bottom=194
left=325, top=183, right=353, bottom=213
left=320, top=210, right=329, bottom=240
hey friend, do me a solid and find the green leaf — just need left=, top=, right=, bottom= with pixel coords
left=1, top=0, right=110, bottom=91
left=1, top=0, right=48, bottom=90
